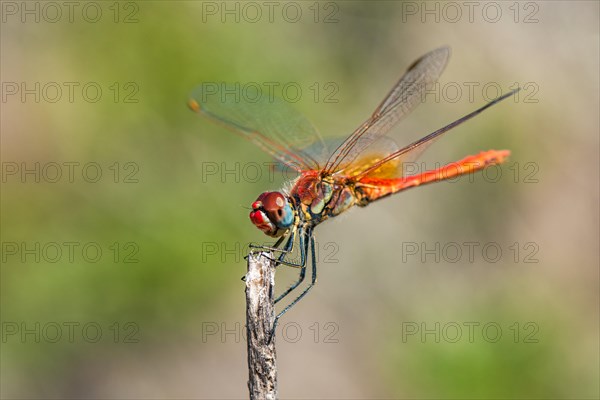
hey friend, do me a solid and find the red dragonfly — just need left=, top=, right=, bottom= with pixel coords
left=189, top=46, right=518, bottom=329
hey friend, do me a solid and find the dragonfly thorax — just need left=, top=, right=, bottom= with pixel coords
left=291, top=172, right=358, bottom=222
left=249, top=191, right=295, bottom=237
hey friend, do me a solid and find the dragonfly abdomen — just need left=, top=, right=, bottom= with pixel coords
left=355, top=150, right=511, bottom=205
left=355, top=177, right=408, bottom=205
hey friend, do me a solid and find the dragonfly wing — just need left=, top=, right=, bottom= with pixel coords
left=351, top=88, right=521, bottom=180
left=300, top=136, right=345, bottom=164
left=270, top=137, right=344, bottom=175
left=288, top=136, right=404, bottom=179
left=189, top=84, right=326, bottom=172
left=340, top=136, right=403, bottom=179
left=325, top=46, right=450, bottom=175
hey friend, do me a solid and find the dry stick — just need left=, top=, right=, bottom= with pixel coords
left=245, top=251, right=278, bottom=400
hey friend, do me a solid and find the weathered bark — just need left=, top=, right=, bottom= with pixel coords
left=245, top=252, right=278, bottom=400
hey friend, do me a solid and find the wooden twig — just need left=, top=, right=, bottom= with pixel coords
left=245, top=251, right=278, bottom=400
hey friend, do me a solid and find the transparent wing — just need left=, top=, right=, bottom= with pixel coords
left=269, top=137, right=346, bottom=175
left=337, top=136, right=403, bottom=178
left=351, top=88, right=520, bottom=180
left=271, top=136, right=404, bottom=179
left=324, top=46, right=451, bottom=175
left=189, top=84, right=327, bottom=172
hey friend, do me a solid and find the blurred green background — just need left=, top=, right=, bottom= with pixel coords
left=1, top=1, right=598, bottom=399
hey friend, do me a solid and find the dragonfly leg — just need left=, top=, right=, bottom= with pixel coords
left=267, top=228, right=307, bottom=269
left=274, top=230, right=297, bottom=263
left=274, top=228, right=308, bottom=304
left=242, top=230, right=301, bottom=282
left=270, top=230, right=317, bottom=343
left=246, top=235, right=286, bottom=257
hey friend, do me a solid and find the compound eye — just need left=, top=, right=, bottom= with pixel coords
left=261, top=193, right=286, bottom=221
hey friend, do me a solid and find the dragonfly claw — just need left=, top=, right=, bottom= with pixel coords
left=249, top=242, right=290, bottom=254
left=267, top=318, right=278, bottom=345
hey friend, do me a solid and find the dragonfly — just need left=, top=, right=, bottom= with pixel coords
left=189, top=46, right=518, bottom=333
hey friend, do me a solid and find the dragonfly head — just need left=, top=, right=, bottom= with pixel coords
left=249, top=192, right=294, bottom=237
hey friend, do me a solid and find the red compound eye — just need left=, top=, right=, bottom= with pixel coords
left=249, top=192, right=291, bottom=237
left=260, top=192, right=285, bottom=212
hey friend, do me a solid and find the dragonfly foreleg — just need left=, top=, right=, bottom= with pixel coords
left=268, top=228, right=306, bottom=269
left=242, top=230, right=302, bottom=283
left=247, top=235, right=286, bottom=254
left=243, top=236, right=288, bottom=280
